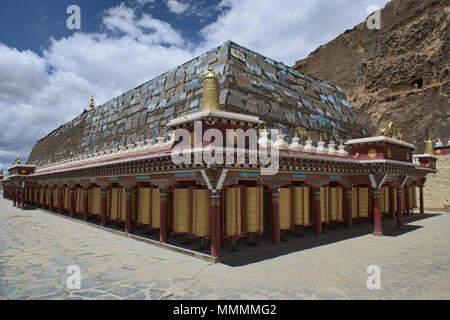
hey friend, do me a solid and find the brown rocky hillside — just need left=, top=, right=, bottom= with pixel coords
left=294, top=0, right=449, bottom=153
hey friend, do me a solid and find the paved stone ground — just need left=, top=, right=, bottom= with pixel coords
left=0, top=197, right=449, bottom=300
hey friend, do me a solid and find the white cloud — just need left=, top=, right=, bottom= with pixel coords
left=166, top=0, right=190, bottom=14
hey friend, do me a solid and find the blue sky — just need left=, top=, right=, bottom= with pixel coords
left=0, top=0, right=390, bottom=171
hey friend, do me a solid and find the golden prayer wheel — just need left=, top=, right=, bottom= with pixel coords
left=379, top=186, right=390, bottom=215
left=34, top=188, right=39, bottom=204
left=152, top=188, right=161, bottom=228
left=46, top=187, right=50, bottom=206
left=292, top=186, right=311, bottom=226
left=351, top=187, right=370, bottom=219
left=224, top=186, right=244, bottom=238
left=244, top=186, right=264, bottom=234
left=52, top=187, right=58, bottom=208
left=320, top=187, right=344, bottom=223
left=401, top=187, right=407, bottom=211
left=279, top=187, right=292, bottom=231
left=393, top=187, right=398, bottom=212
left=138, top=187, right=151, bottom=226
left=109, top=187, right=126, bottom=221
left=64, top=187, right=70, bottom=210
left=90, top=187, right=101, bottom=215
left=172, top=188, right=191, bottom=234
left=191, top=188, right=211, bottom=238
left=106, top=188, right=112, bottom=219
left=75, top=187, right=84, bottom=214
left=39, top=188, right=44, bottom=206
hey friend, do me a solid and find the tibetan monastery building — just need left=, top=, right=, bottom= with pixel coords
left=0, top=41, right=437, bottom=261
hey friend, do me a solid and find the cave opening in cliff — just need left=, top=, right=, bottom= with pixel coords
left=411, top=78, right=423, bottom=89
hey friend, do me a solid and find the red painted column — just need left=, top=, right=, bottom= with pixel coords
left=159, top=190, right=167, bottom=243
left=125, top=189, right=132, bottom=233
left=20, top=188, right=24, bottom=210
left=372, top=189, right=383, bottom=236
left=100, top=188, right=107, bottom=227
left=419, top=186, right=424, bottom=215
left=346, top=189, right=353, bottom=229
left=49, top=189, right=54, bottom=212
left=272, top=189, right=280, bottom=246
left=210, top=192, right=221, bottom=258
left=397, top=189, right=403, bottom=230
left=69, top=189, right=75, bottom=218
left=58, top=188, right=63, bottom=215
left=315, top=190, right=322, bottom=236
left=83, top=189, right=88, bottom=221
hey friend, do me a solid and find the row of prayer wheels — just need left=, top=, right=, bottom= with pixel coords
left=21, top=184, right=418, bottom=248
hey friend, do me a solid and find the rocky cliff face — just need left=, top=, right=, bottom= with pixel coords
left=294, top=0, right=449, bottom=152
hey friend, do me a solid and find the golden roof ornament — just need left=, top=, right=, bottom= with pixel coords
left=380, top=122, right=404, bottom=141
left=89, top=96, right=95, bottom=110
left=200, top=67, right=221, bottom=111
left=13, top=154, right=21, bottom=166
left=425, top=138, right=435, bottom=155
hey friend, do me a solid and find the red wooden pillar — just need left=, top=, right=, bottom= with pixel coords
left=159, top=190, right=167, bottom=243
left=49, top=189, right=54, bottom=212
left=346, top=189, right=353, bottom=229
left=20, top=188, right=24, bottom=210
left=100, top=188, right=107, bottom=227
left=210, top=192, right=221, bottom=258
left=315, top=190, right=322, bottom=236
left=69, top=188, right=75, bottom=218
left=272, top=189, right=281, bottom=246
left=397, top=189, right=403, bottom=230
left=83, top=189, right=88, bottom=221
left=372, top=188, right=383, bottom=236
left=419, top=186, right=424, bottom=215
left=125, top=189, right=132, bottom=233
left=58, top=188, right=63, bottom=215
left=390, top=188, right=396, bottom=219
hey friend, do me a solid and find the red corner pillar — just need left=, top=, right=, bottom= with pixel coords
left=83, top=189, right=89, bottom=221
left=58, top=188, right=63, bottom=215
left=346, top=189, right=353, bottom=229
left=159, top=189, right=168, bottom=243
left=210, top=192, right=221, bottom=258
left=372, top=188, right=383, bottom=236
left=397, top=189, right=403, bottom=230
left=315, top=189, right=322, bottom=236
left=69, top=188, right=75, bottom=218
left=272, top=189, right=281, bottom=246
left=125, top=189, right=132, bottom=233
left=419, top=185, right=424, bottom=215
left=100, top=188, right=107, bottom=227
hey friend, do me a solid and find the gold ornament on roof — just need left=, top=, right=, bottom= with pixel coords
left=200, top=67, right=222, bottom=111
left=425, top=138, right=435, bottom=155
left=13, top=154, right=21, bottom=165
left=379, top=122, right=404, bottom=140
left=89, top=96, right=95, bottom=110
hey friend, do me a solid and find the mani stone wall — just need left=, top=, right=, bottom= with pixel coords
left=424, top=153, right=450, bottom=212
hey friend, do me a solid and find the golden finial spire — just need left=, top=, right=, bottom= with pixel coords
left=295, top=130, right=298, bottom=139
left=425, top=138, right=435, bottom=155
left=89, top=96, right=95, bottom=110
left=200, top=67, right=221, bottom=111
left=13, top=154, right=20, bottom=166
